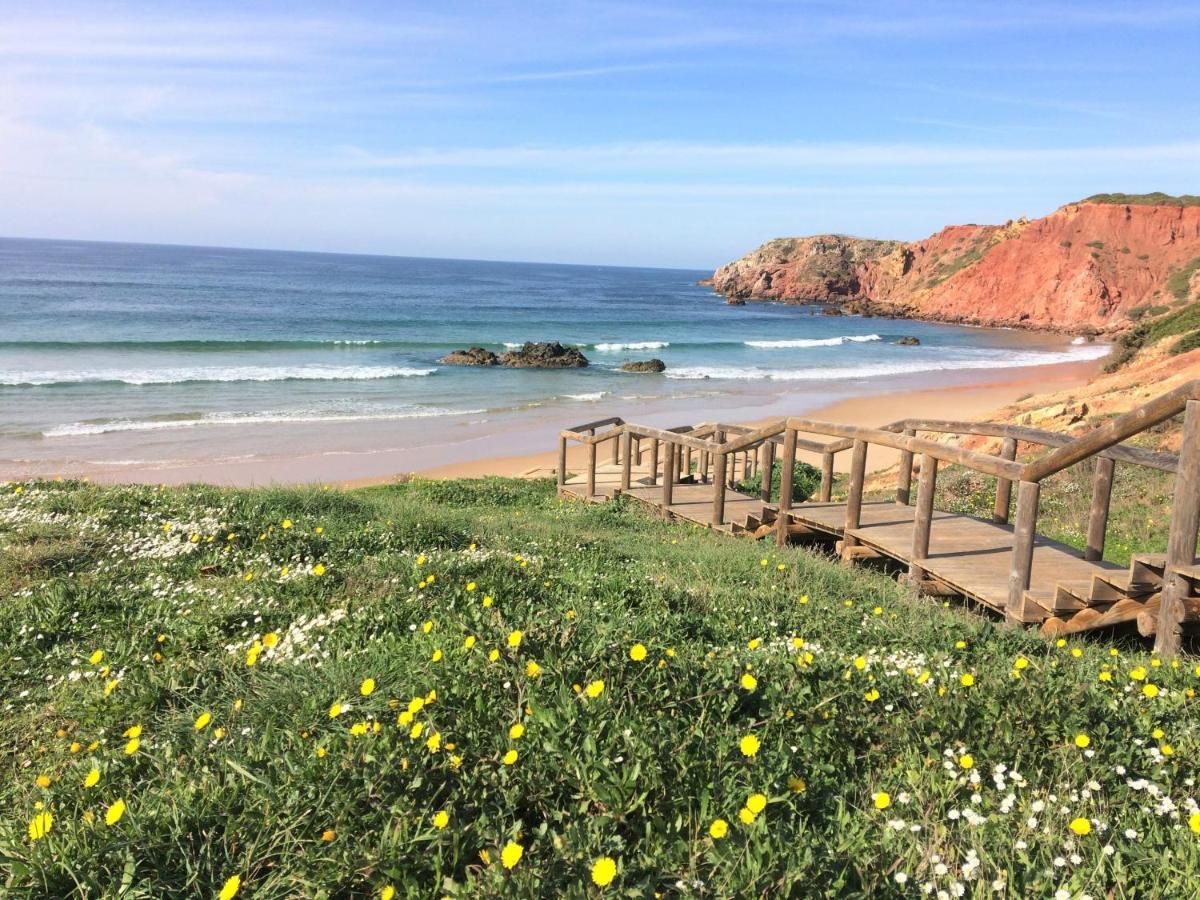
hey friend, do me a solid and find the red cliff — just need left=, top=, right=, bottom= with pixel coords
left=710, top=196, right=1200, bottom=332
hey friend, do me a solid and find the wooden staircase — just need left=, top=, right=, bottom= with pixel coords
left=557, top=381, right=1200, bottom=652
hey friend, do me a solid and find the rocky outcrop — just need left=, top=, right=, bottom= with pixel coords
left=709, top=198, right=1200, bottom=333
left=440, top=342, right=589, bottom=368
left=501, top=342, right=588, bottom=368
left=711, top=235, right=904, bottom=303
left=619, top=359, right=666, bottom=373
left=896, top=336, right=921, bottom=346
left=439, top=347, right=500, bottom=366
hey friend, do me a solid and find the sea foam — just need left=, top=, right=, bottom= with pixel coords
left=744, top=334, right=882, bottom=348
left=3, top=365, right=436, bottom=387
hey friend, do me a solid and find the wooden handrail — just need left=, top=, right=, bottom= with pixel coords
left=786, top=418, right=1023, bottom=481
left=900, top=418, right=1179, bottom=473
left=1021, top=382, right=1196, bottom=483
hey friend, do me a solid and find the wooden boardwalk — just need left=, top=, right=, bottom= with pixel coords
left=557, top=383, right=1200, bottom=649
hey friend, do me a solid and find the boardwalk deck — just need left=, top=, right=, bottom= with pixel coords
left=556, top=385, right=1200, bottom=647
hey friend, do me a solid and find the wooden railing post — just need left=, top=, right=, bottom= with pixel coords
left=634, top=436, right=642, bottom=466
left=684, top=447, right=693, bottom=480
left=1085, top=456, right=1115, bottom=562
left=712, top=452, right=727, bottom=526
left=819, top=450, right=835, bottom=502
left=586, top=440, right=597, bottom=499
left=620, top=431, right=632, bottom=492
left=896, top=427, right=916, bottom=504
left=776, top=428, right=797, bottom=547
left=1155, top=399, right=1200, bottom=656
left=1005, top=481, right=1041, bottom=624
left=840, top=439, right=868, bottom=562
left=908, top=454, right=938, bottom=583
left=761, top=440, right=775, bottom=503
left=648, top=439, right=659, bottom=486
left=662, top=442, right=675, bottom=512
left=700, top=448, right=710, bottom=483
left=557, top=436, right=568, bottom=489
left=611, top=432, right=620, bottom=465
left=993, top=437, right=1017, bottom=524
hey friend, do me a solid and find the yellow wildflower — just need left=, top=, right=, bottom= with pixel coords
left=501, top=841, right=524, bottom=869
left=1075, top=734, right=1090, bottom=749
left=740, top=673, right=758, bottom=691
left=585, top=680, right=605, bottom=698
left=503, top=749, right=518, bottom=765
left=873, top=791, right=891, bottom=810
left=525, top=660, right=541, bottom=677
left=194, top=712, right=212, bottom=731
left=629, top=643, right=647, bottom=662
left=746, top=793, right=767, bottom=814
left=360, top=678, right=376, bottom=696
left=738, top=807, right=756, bottom=825
left=218, top=875, right=241, bottom=900
left=591, top=856, right=617, bottom=887
left=35, top=774, right=51, bottom=788
left=507, top=630, right=523, bottom=648
left=124, top=737, right=140, bottom=755
left=312, top=563, right=325, bottom=576
left=709, top=818, right=729, bottom=839
left=84, top=767, right=101, bottom=788
left=1069, top=817, right=1092, bottom=836
left=89, top=649, right=104, bottom=665
left=739, top=734, right=760, bottom=757
left=960, top=673, right=975, bottom=687
left=1143, top=684, right=1160, bottom=698
left=509, top=723, right=525, bottom=740
left=28, top=810, right=52, bottom=841
left=105, top=798, right=126, bottom=826
left=329, top=702, right=344, bottom=719
left=433, top=810, right=450, bottom=829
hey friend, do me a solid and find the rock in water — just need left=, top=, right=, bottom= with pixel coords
left=619, top=359, right=666, bottom=373
left=439, top=347, right=500, bottom=366
left=896, top=336, right=921, bottom=345
left=499, top=341, right=589, bottom=368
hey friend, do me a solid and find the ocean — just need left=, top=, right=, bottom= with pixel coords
left=0, top=237, right=1108, bottom=483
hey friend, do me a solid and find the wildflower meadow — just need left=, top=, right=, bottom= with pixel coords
left=2, top=476, right=1200, bottom=897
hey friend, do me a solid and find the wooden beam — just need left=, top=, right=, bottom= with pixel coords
left=761, top=440, right=775, bottom=502
left=557, top=436, right=568, bottom=488
left=1085, top=456, right=1115, bottom=562
left=994, top=437, right=1017, bottom=524
left=841, top=439, right=868, bottom=563
left=648, top=438, right=659, bottom=486
left=620, top=430, right=632, bottom=492
left=896, top=427, right=915, bottom=505
left=820, top=451, right=834, bottom=503
left=662, top=442, right=675, bottom=512
left=1155, top=399, right=1200, bottom=656
left=908, top=454, right=938, bottom=582
left=776, top=427, right=797, bottom=547
left=712, top=452, right=727, bottom=526
left=586, top=440, right=597, bottom=498
left=1005, top=481, right=1041, bottom=625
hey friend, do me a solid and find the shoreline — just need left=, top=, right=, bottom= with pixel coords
left=345, top=358, right=1098, bottom=487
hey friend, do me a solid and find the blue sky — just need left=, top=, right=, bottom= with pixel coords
left=1, top=1, right=1198, bottom=267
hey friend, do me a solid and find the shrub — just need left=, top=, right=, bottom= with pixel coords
left=736, top=460, right=821, bottom=503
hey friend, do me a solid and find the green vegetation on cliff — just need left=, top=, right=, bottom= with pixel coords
left=1082, top=192, right=1200, bottom=207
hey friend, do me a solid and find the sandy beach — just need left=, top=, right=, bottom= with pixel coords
left=344, top=357, right=1098, bottom=487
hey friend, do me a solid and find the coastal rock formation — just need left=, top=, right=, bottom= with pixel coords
left=709, top=195, right=1200, bottom=333
left=711, top=235, right=904, bottom=303
left=619, top=359, right=666, bottom=373
left=896, top=336, right=921, bottom=345
left=440, top=342, right=589, bottom=368
left=501, top=341, right=589, bottom=368
left=439, top=347, right=500, bottom=366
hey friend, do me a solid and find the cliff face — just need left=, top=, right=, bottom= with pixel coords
left=710, top=200, right=1200, bottom=332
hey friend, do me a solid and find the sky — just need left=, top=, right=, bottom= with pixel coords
left=0, top=1, right=1198, bottom=268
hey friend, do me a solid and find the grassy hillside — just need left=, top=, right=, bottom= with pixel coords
left=3, top=478, right=1200, bottom=897
left=1082, top=192, right=1200, bottom=207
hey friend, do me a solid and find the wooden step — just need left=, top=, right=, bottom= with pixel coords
left=1170, top=562, right=1200, bottom=583
left=1130, top=554, right=1168, bottom=587
left=1091, top=571, right=1159, bottom=602
left=1052, top=580, right=1093, bottom=611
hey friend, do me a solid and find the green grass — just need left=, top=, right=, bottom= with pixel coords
left=3, top=477, right=1200, bottom=897
left=735, top=460, right=822, bottom=504
left=1167, top=257, right=1200, bottom=301
left=1082, top=192, right=1200, bottom=207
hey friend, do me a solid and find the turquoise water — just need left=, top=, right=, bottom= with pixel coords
left=0, top=238, right=1106, bottom=482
